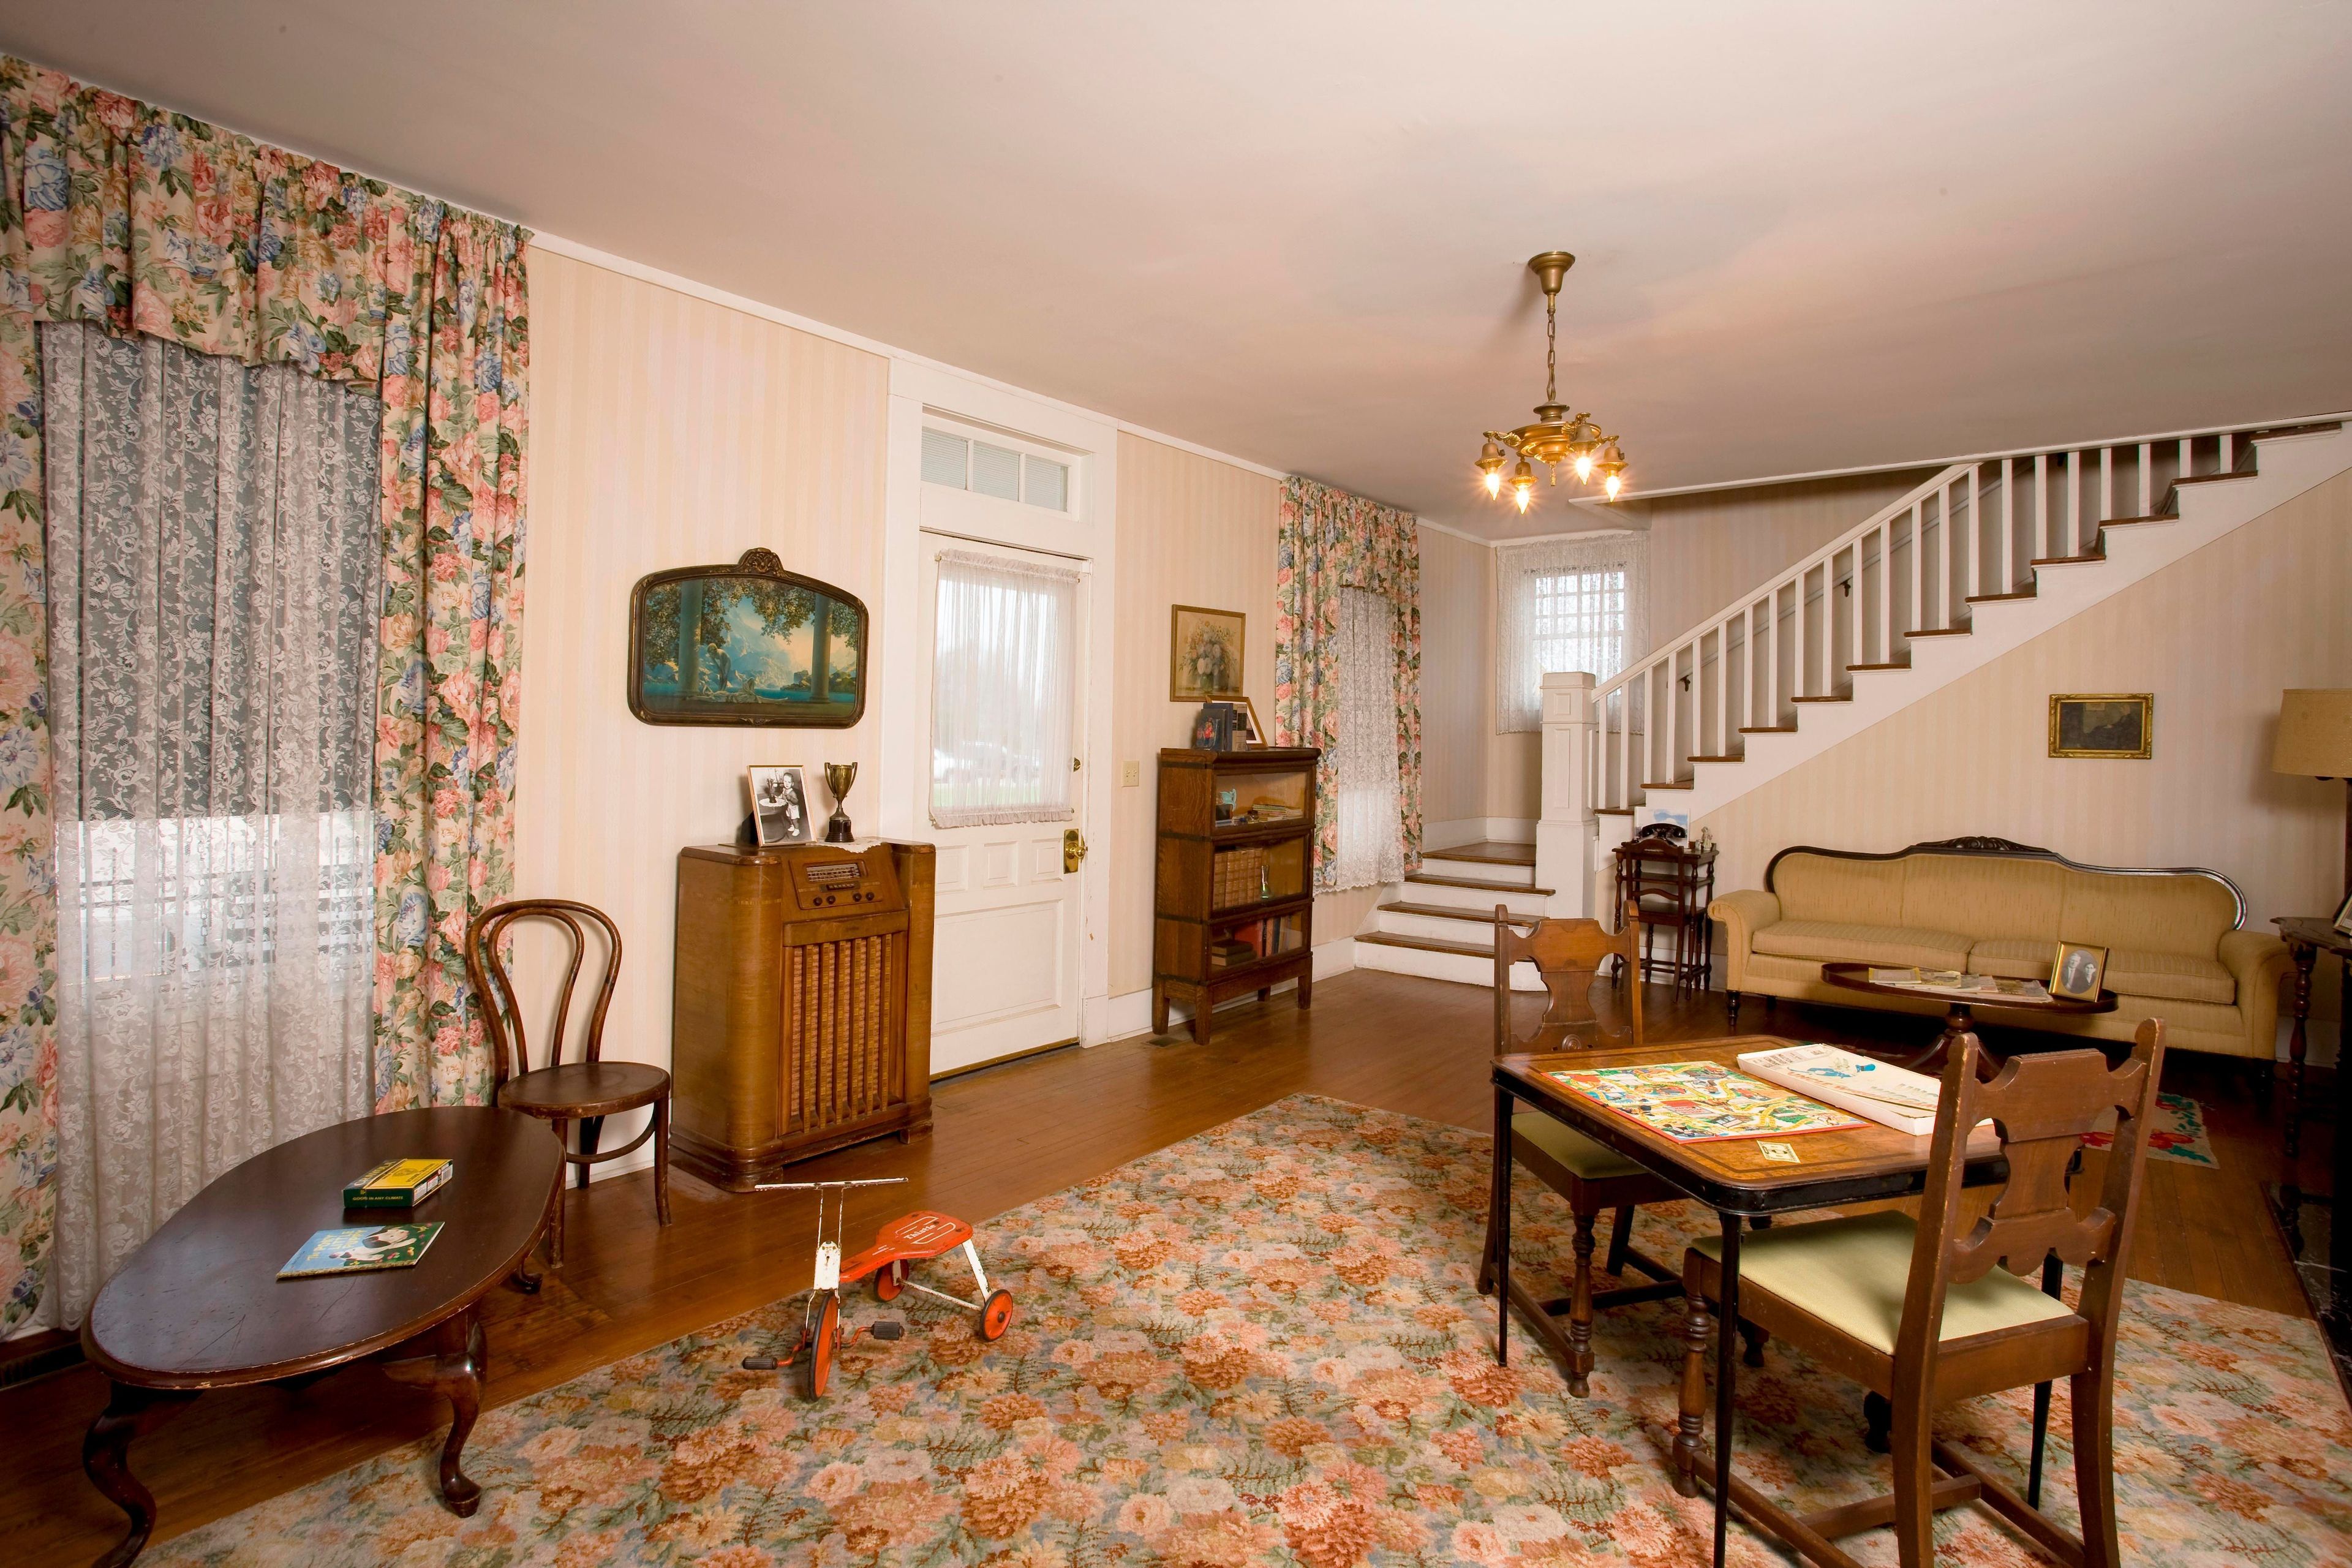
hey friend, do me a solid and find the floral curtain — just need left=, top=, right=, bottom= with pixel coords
left=0, top=56, right=527, bottom=1331
left=1273, top=475, right=1422, bottom=893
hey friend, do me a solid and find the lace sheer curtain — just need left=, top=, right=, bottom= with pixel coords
left=1496, top=532, right=1649, bottom=731
left=928, top=548, right=1082, bottom=827
left=1330, top=588, right=1405, bottom=890
left=38, top=322, right=379, bottom=1326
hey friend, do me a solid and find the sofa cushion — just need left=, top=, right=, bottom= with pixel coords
left=1751, top=919, right=1973, bottom=971
left=1902, top=856, right=2065, bottom=943
left=1966, top=937, right=2051, bottom=981
left=1774, top=853, right=1907, bottom=925
left=2104, top=949, right=2237, bottom=1006
left=2058, top=867, right=2237, bottom=960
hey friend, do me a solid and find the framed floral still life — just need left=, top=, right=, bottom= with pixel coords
left=2048, top=693, right=2152, bottom=759
left=630, top=549, right=868, bottom=727
left=1170, top=605, right=1245, bottom=701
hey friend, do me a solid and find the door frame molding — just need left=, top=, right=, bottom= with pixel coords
left=880, top=359, right=1119, bottom=1044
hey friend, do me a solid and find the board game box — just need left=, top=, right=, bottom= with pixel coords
left=1546, top=1060, right=1866, bottom=1143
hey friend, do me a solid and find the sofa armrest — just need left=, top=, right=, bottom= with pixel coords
left=1708, top=890, right=1782, bottom=992
left=2218, top=929, right=2293, bottom=1054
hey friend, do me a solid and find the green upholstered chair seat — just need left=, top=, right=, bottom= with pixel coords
left=1512, top=1110, right=1648, bottom=1183
left=1694, top=1211, right=2076, bottom=1355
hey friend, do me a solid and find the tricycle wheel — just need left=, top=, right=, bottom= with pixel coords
left=874, top=1263, right=902, bottom=1303
left=799, top=1294, right=840, bottom=1399
left=978, top=1289, right=1015, bottom=1342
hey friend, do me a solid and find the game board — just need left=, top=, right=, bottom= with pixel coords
left=1547, top=1060, right=1865, bottom=1143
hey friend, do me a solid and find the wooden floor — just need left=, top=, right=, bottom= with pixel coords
left=2, top=967, right=2329, bottom=1566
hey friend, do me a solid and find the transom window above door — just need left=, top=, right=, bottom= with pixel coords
left=921, top=422, right=1074, bottom=514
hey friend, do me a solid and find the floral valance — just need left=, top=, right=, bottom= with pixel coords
left=1273, top=476, right=1423, bottom=891
left=0, top=56, right=524, bottom=386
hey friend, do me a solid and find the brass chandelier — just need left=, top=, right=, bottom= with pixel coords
left=1476, top=251, right=1626, bottom=511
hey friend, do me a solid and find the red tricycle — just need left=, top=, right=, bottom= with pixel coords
left=742, top=1176, right=1015, bottom=1397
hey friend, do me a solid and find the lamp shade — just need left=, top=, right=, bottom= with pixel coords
left=2272, top=688, right=2352, bottom=778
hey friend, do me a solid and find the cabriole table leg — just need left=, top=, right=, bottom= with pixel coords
left=82, top=1380, right=198, bottom=1567
left=380, top=1307, right=488, bottom=1516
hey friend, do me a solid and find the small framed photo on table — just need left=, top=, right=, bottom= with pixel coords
left=2049, top=940, right=2108, bottom=1001
left=748, top=764, right=814, bottom=846
left=2332, top=886, right=2352, bottom=938
left=1234, top=695, right=1268, bottom=747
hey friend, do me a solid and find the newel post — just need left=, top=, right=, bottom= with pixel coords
left=1536, top=671, right=1597, bottom=920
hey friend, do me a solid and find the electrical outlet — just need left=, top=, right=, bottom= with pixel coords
left=1121, top=760, right=1141, bottom=788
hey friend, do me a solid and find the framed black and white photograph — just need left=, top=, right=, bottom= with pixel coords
left=2049, top=693, right=2152, bottom=759
left=748, top=764, right=814, bottom=846
left=2049, top=939, right=2109, bottom=1001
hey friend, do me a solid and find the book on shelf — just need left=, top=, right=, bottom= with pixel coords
left=1736, top=1043, right=1990, bottom=1137
left=279, top=1221, right=445, bottom=1279
left=344, top=1156, right=453, bottom=1209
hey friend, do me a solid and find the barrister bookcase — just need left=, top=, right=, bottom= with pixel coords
left=1153, top=746, right=1321, bottom=1045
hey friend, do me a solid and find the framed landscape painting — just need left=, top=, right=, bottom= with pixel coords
left=2048, top=693, right=2152, bottom=759
left=630, top=549, right=868, bottom=727
left=1170, top=605, right=1245, bottom=701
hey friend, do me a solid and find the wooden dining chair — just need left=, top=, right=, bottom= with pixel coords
left=1672, top=1019, right=2166, bottom=1568
left=1479, top=902, right=1686, bottom=1396
left=466, top=899, right=673, bottom=1267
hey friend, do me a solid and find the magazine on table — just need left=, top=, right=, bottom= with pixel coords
left=1865, top=967, right=2050, bottom=1003
left=1735, top=1043, right=1989, bottom=1137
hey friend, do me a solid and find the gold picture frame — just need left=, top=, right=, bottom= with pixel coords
left=1233, top=695, right=1268, bottom=747
left=1169, top=605, right=1246, bottom=701
left=2049, top=940, right=2108, bottom=1001
left=2048, top=693, right=2152, bottom=759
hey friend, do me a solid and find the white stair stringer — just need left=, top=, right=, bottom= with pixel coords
left=1678, top=424, right=2352, bottom=821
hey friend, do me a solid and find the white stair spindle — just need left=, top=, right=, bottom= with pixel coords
left=1848, top=543, right=1864, bottom=666
left=1767, top=582, right=1782, bottom=723
left=2220, top=430, right=2234, bottom=473
left=2068, top=451, right=2084, bottom=554
left=1742, top=603, right=1757, bottom=733
left=1879, top=522, right=1894, bottom=654
left=2177, top=437, right=2192, bottom=488
left=1794, top=566, right=1808, bottom=698
left=2000, top=457, right=2014, bottom=589
left=2138, top=443, right=2152, bottom=518
left=2100, top=447, right=2114, bottom=527
left=1910, top=500, right=1927, bottom=633
left=2035, top=452, right=2051, bottom=557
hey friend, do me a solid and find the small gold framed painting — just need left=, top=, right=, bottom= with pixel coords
left=2049, top=694, right=2152, bottom=758
left=2049, top=940, right=2108, bottom=1001
left=1170, top=605, right=1246, bottom=701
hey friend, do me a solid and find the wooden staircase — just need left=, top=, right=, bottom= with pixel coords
left=1354, top=841, right=1550, bottom=990
left=1589, top=419, right=2352, bottom=829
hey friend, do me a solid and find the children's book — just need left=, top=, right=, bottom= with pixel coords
left=1546, top=1061, right=1864, bottom=1144
left=279, top=1222, right=445, bottom=1279
left=1736, top=1044, right=1949, bottom=1135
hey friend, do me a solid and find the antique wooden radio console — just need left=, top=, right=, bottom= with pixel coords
left=671, top=840, right=936, bottom=1189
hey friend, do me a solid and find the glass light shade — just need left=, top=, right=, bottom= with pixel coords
left=1574, top=453, right=1594, bottom=482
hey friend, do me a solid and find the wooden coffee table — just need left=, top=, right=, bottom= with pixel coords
left=1820, top=960, right=2116, bottom=1071
left=80, top=1107, right=564, bottom=1565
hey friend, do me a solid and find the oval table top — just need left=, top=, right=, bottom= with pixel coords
left=83, top=1107, right=564, bottom=1389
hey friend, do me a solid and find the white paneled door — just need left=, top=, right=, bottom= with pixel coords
left=917, top=535, right=1090, bottom=1074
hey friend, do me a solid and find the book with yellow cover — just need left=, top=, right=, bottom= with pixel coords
left=343, top=1157, right=453, bottom=1209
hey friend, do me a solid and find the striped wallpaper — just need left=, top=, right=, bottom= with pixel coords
left=511, top=249, right=891, bottom=1080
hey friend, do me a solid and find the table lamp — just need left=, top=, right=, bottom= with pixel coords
left=2273, top=688, right=2352, bottom=901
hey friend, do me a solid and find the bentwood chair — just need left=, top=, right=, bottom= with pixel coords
left=466, top=899, right=673, bottom=1267
left=1479, top=902, right=1686, bottom=1396
left=1673, top=1020, right=2165, bottom=1568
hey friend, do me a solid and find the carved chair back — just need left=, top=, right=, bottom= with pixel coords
left=1493, top=902, right=1643, bottom=1056
left=464, top=899, right=625, bottom=1088
left=1898, top=1020, right=2165, bottom=1384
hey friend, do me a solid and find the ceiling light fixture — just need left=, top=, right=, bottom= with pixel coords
left=1477, top=251, right=1627, bottom=508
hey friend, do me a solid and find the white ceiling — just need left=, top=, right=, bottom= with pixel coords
left=7, top=2, right=2349, bottom=539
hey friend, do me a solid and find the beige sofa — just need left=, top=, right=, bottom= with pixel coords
left=1709, top=837, right=2290, bottom=1064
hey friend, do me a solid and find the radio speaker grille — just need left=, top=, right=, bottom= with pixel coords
left=783, top=933, right=903, bottom=1134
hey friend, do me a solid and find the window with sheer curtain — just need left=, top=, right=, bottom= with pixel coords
left=1496, top=533, right=1648, bottom=731
left=1330, top=588, right=1405, bottom=890
left=37, top=322, right=380, bottom=1327
left=928, top=549, right=1082, bottom=827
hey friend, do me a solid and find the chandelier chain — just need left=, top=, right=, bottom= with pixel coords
left=1545, top=292, right=1558, bottom=405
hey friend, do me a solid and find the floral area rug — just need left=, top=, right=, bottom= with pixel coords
left=148, top=1095, right=2347, bottom=1566
left=2079, top=1091, right=2217, bottom=1168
